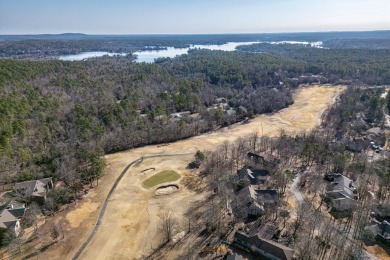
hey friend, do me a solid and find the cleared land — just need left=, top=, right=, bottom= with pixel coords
left=143, top=170, right=181, bottom=188
left=39, top=85, right=344, bottom=260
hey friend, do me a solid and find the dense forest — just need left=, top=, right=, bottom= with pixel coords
left=0, top=53, right=295, bottom=206
left=236, top=43, right=390, bottom=85
left=1, top=41, right=390, bottom=208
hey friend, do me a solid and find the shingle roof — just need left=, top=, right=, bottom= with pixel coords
left=236, top=187, right=278, bottom=208
left=235, top=186, right=264, bottom=216
left=256, top=190, right=278, bottom=205
left=238, top=167, right=270, bottom=185
left=234, top=231, right=294, bottom=260
left=14, top=178, right=52, bottom=198
left=366, top=221, right=390, bottom=241
left=0, top=201, right=26, bottom=229
left=8, top=208, right=26, bottom=218
left=236, top=186, right=258, bottom=202
left=14, top=180, right=36, bottom=197
left=327, top=175, right=357, bottom=199
left=255, top=222, right=278, bottom=240
left=373, top=204, right=390, bottom=218
left=378, top=221, right=390, bottom=239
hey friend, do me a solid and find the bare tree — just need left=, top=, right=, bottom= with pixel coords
left=158, top=210, right=179, bottom=243
left=50, top=222, right=60, bottom=240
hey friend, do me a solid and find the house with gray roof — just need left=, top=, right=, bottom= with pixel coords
left=247, top=152, right=280, bottom=169
left=234, top=231, right=294, bottom=260
left=233, top=186, right=279, bottom=218
left=326, top=174, right=358, bottom=211
left=234, top=186, right=264, bottom=217
left=371, top=204, right=390, bottom=221
left=225, top=108, right=237, bottom=116
left=365, top=220, right=390, bottom=245
left=0, top=201, right=26, bottom=236
left=237, top=167, right=270, bottom=186
left=13, top=178, right=53, bottom=204
left=256, top=190, right=278, bottom=206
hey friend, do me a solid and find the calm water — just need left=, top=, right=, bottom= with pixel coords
left=134, top=41, right=323, bottom=63
left=58, top=51, right=126, bottom=61
left=134, top=41, right=260, bottom=63
left=58, top=41, right=323, bottom=62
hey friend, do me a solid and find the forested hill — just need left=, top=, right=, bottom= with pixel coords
left=1, top=47, right=390, bottom=206
left=0, top=53, right=295, bottom=195
left=236, top=44, right=390, bottom=85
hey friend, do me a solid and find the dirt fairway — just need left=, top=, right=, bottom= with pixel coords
left=41, top=85, right=344, bottom=260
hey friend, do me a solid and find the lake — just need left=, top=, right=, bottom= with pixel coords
left=134, top=41, right=323, bottom=63
left=58, top=41, right=323, bottom=62
left=134, top=41, right=260, bottom=63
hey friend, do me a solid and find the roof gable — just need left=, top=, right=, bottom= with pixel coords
left=234, top=231, right=294, bottom=260
left=237, top=167, right=270, bottom=185
left=14, top=178, right=52, bottom=198
left=0, top=201, right=26, bottom=228
left=328, top=175, right=357, bottom=199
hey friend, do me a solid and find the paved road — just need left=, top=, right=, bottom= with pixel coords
left=291, top=173, right=304, bottom=203
left=72, top=152, right=193, bottom=260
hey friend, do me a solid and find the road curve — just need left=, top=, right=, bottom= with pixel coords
left=72, top=152, right=193, bottom=260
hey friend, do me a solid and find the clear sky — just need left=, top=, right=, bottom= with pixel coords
left=1, top=0, right=389, bottom=34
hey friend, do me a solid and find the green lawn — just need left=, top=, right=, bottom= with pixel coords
left=143, top=170, right=181, bottom=188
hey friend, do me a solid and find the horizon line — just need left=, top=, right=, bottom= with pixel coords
left=2, top=29, right=390, bottom=36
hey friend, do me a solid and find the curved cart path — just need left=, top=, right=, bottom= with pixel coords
left=72, top=153, right=193, bottom=260
left=40, top=85, right=344, bottom=260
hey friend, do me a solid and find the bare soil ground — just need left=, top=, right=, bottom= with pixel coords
left=39, top=85, right=344, bottom=260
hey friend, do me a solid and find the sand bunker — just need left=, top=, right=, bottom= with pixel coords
left=141, top=168, right=155, bottom=173
left=155, top=184, right=179, bottom=196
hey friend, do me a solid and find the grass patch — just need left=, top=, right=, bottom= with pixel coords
left=143, top=170, right=180, bottom=188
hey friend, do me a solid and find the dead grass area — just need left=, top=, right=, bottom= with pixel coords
left=180, top=173, right=206, bottom=193
left=37, top=85, right=344, bottom=259
left=366, top=243, right=390, bottom=260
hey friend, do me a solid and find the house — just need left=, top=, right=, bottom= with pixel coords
left=233, top=231, right=294, bottom=260
left=0, top=201, right=26, bottom=236
left=324, top=173, right=341, bottom=182
left=13, top=178, right=53, bottom=203
left=215, top=97, right=227, bottom=103
left=171, top=111, right=191, bottom=118
left=371, top=204, right=390, bottom=221
left=256, top=190, right=279, bottom=207
left=233, top=186, right=279, bottom=218
left=247, top=152, right=280, bottom=169
left=326, top=175, right=358, bottom=211
left=225, top=108, right=236, bottom=116
left=234, top=186, right=264, bottom=217
left=237, top=167, right=270, bottom=186
left=256, top=222, right=278, bottom=240
left=365, top=221, right=390, bottom=245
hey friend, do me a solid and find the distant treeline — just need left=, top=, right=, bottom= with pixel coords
left=1, top=30, right=390, bottom=58
left=236, top=44, right=390, bottom=85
